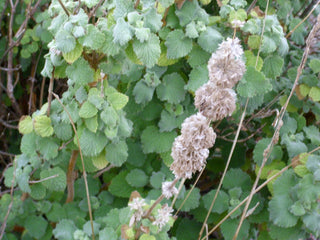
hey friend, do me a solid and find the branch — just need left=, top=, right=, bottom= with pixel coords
left=47, top=69, right=55, bottom=116
left=29, top=174, right=59, bottom=184
left=66, top=150, right=78, bottom=203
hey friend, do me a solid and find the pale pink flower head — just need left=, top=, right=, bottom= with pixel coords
left=162, top=181, right=179, bottom=199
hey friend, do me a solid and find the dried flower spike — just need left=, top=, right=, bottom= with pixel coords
left=162, top=181, right=178, bottom=199
left=152, top=204, right=173, bottom=230
left=195, top=82, right=237, bottom=121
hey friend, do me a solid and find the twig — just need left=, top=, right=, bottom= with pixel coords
left=28, top=48, right=42, bottom=114
left=300, top=0, right=317, bottom=18
left=0, top=151, right=15, bottom=157
left=134, top=0, right=140, bottom=9
left=0, top=118, right=18, bottom=129
left=66, top=150, right=78, bottom=203
left=47, top=69, right=55, bottom=116
left=286, top=0, right=320, bottom=39
left=57, top=0, right=70, bottom=16
left=198, top=98, right=249, bottom=240
left=29, top=174, right=59, bottom=184
left=52, top=93, right=95, bottom=240
left=39, top=77, right=46, bottom=108
left=246, top=0, right=258, bottom=14
left=0, top=66, right=21, bottom=71
left=171, top=178, right=185, bottom=208
left=0, top=158, right=16, bottom=240
left=88, top=0, right=105, bottom=19
left=93, top=164, right=115, bottom=178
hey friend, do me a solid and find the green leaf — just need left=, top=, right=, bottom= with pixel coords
left=52, top=219, right=77, bottom=240
left=309, top=59, right=320, bottom=73
left=296, top=174, right=320, bottom=204
left=38, top=137, right=59, bottom=159
left=100, top=106, right=119, bottom=128
left=197, top=27, right=223, bottom=53
left=18, top=116, right=33, bottom=134
left=55, top=29, right=76, bottom=53
left=140, top=234, right=156, bottom=240
left=113, top=18, right=133, bottom=46
left=220, top=218, right=250, bottom=240
left=20, top=132, right=37, bottom=157
left=105, top=140, right=128, bottom=166
left=303, top=210, right=320, bottom=236
left=33, top=115, right=54, bottom=137
left=247, top=35, right=261, bottom=49
left=159, top=0, right=174, bottom=8
left=79, top=129, right=107, bottom=157
left=40, top=167, right=67, bottom=192
left=253, top=138, right=283, bottom=166
left=133, top=33, right=161, bottom=68
left=175, top=0, right=208, bottom=26
left=109, top=171, right=135, bottom=198
left=143, top=8, right=162, bottom=32
left=187, top=45, right=211, bottom=68
left=223, top=168, right=252, bottom=192
left=290, top=201, right=306, bottom=216
left=30, top=183, right=47, bottom=200
left=244, top=50, right=263, bottom=72
left=62, top=41, right=83, bottom=64
left=237, top=66, right=272, bottom=98
left=133, top=81, right=155, bottom=104
left=150, top=171, right=166, bottom=189
left=24, top=216, right=48, bottom=239
left=157, top=43, right=179, bottom=66
left=79, top=101, right=98, bottom=118
left=75, top=86, right=88, bottom=103
left=269, top=224, right=304, bottom=240
left=99, top=227, right=117, bottom=240
left=92, top=151, right=108, bottom=170
left=156, top=73, right=186, bottom=104
left=185, top=21, right=199, bottom=38
left=185, top=65, right=209, bottom=92
left=54, top=122, right=73, bottom=141
left=85, top=116, right=98, bottom=133
left=79, top=24, right=105, bottom=50
left=141, top=125, right=177, bottom=154
left=126, top=169, right=149, bottom=187
left=175, top=187, right=200, bottom=211
left=303, top=125, right=320, bottom=145
left=101, top=29, right=121, bottom=56
left=165, top=29, right=193, bottom=59
left=261, top=35, right=277, bottom=54
left=107, top=90, right=129, bottom=110
left=281, top=133, right=308, bottom=158
left=309, top=86, right=320, bottom=102
left=66, top=57, right=94, bottom=85
left=262, top=55, right=284, bottom=79
left=135, top=27, right=150, bottom=42
left=202, top=189, right=229, bottom=214
left=113, top=0, right=134, bottom=19
left=176, top=218, right=202, bottom=240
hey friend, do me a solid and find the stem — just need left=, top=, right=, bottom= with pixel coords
left=47, top=69, right=55, bottom=116
left=171, top=178, right=185, bottom=208
left=57, top=0, right=70, bottom=16
left=29, top=174, right=59, bottom=184
left=66, top=150, right=79, bottom=203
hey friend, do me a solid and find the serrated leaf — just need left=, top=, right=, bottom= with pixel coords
left=55, top=29, right=76, bottom=53
left=302, top=210, right=320, bottom=236
left=113, top=18, right=133, bottom=46
left=221, top=218, right=250, bottom=240
left=253, top=138, right=283, bottom=166
left=40, top=167, right=67, bottom=192
left=244, top=50, right=263, bottom=71
left=175, top=187, right=200, bottom=211
left=79, top=101, right=98, bottom=118
left=24, top=216, right=48, bottom=239
left=101, top=30, right=121, bottom=56
left=157, top=42, right=179, bottom=66
left=237, top=66, right=272, bottom=98
left=135, top=27, right=150, bottom=42
left=85, top=116, right=98, bottom=133
left=303, top=125, right=320, bottom=145
left=176, top=218, right=202, bottom=240
left=223, top=168, right=252, bottom=192
left=20, top=132, right=37, bottom=156
left=79, top=24, right=105, bottom=50
left=75, top=86, right=88, bottom=103
left=99, top=227, right=117, bottom=240
left=133, top=80, right=155, bottom=104
left=91, top=151, right=108, bottom=170
left=248, top=35, right=261, bottom=49
left=18, top=116, right=33, bottom=134
left=141, top=125, right=177, bottom=154
left=255, top=160, right=286, bottom=180
left=262, top=55, right=284, bottom=79
left=140, top=234, right=156, bottom=240
left=53, top=219, right=77, bottom=240
left=143, top=8, right=162, bottom=32
left=54, top=122, right=73, bottom=141
left=187, top=45, right=211, bottom=68
left=290, top=201, right=306, bottom=216
left=109, top=171, right=135, bottom=198
left=113, top=0, right=134, bottom=19
left=62, top=41, right=83, bottom=64
left=309, top=59, right=320, bottom=73
left=309, top=86, right=320, bottom=102
left=156, top=73, right=186, bottom=104
left=281, top=133, right=308, bottom=158
left=296, top=174, right=320, bottom=204
left=38, top=137, right=59, bottom=159
left=34, top=115, right=54, bottom=137
left=159, top=0, right=174, bottom=8
left=185, top=65, right=209, bottom=92
left=107, top=91, right=129, bottom=110
left=165, top=29, right=193, bottom=59
left=79, top=128, right=107, bottom=157
left=30, top=183, right=47, bottom=200
left=100, top=106, right=119, bottom=128
left=185, top=21, right=199, bottom=38
left=269, top=224, right=304, bottom=240
left=117, top=114, right=132, bottom=138
left=150, top=171, right=166, bottom=189
left=126, top=169, right=148, bottom=187
left=197, top=27, right=223, bottom=53
left=261, top=35, right=277, bottom=54
left=66, top=57, right=94, bottom=85
left=175, top=0, right=208, bottom=26
left=202, top=189, right=229, bottom=214
left=105, top=140, right=128, bottom=167
left=133, top=33, right=161, bottom=68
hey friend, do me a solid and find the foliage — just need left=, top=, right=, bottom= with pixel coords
left=1, top=0, right=320, bottom=239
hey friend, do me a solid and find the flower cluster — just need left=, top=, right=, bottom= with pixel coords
left=128, top=197, right=146, bottom=227
left=152, top=204, right=173, bottom=230
left=170, top=37, right=245, bottom=180
left=170, top=113, right=216, bottom=179
left=162, top=181, right=178, bottom=199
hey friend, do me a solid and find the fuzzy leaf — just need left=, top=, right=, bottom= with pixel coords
left=185, top=65, right=209, bottom=92
left=30, top=183, right=47, bottom=200
left=33, top=115, right=54, bottom=137
left=109, top=171, right=135, bottom=198
left=52, top=219, right=77, bottom=240
left=126, top=169, right=149, bottom=187
left=253, top=138, right=283, bottom=166
left=262, top=55, right=284, bottom=79
left=156, top=73, right=186, bottom=104
left=20, top=132, right=37, bottom=156
left=223, top=168, right=252, bottom=192
left=309, top=59, right=320, bottom=73
left=197, top=27, right=223, bottom=53
left=66, top=57, right=94, bottom=85
left=303, top=211, right=320, bottom=236
left=105, top=140, right=128, bottom=166
left=175, top=187, right=200, bottom=211
left=150, top=171, right=166, bottom=189
left=176, top=218, right=201, bottom=240
left=141, top=125, right=177, bottom=154
left=79, top=101, right=98, bottom=118
left=303, top=125, right=320, bottom=145
left=92, top=151, right=108, bottom=170
left=18, top=116, right=33, bottom=134
left=309, top=86, right=320, bottom=102
left=24, top=216, right=48, bottom=239
left=244, top=50, right=263, bottom=72
left=113, top=18, right=133, bottom=46
left=63, top=42, right=83, bottom=64
left=133, top=33, right=161, bottom=68
left=187, top=45, right=211, bottom=68
left=54, top=122, right=73, bottom=141
left=133, top=81, right=155, bottom=104
left=202, top=189, right=229, bottom=214
left=79, top=24, right=105, bottom=50
left=55, top=29, right=76, bottom=53
left=79, top=129, right=107, bottom=157
left=40, top=167, right=67, bottom=192
left=107, top=91, right=129, bottom=110
left=38, top=137, right=59, bottom=159
left=165, top=29, right=192, bottom=59
left=143, top=8, right=162, bottom=32
left=221, top=218, right=250, bottom=240
left=237, top=66, right=272, bottom=98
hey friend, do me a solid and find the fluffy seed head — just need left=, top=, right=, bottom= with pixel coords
left=195, top=82, right=237, bottom=121
left=162, top=181, right=178, bottom=199
left=180, top=113, right=216, bottom=150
